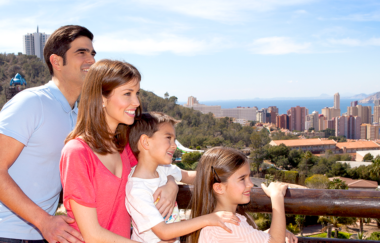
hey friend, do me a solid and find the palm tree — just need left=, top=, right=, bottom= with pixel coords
left=318, top=216, right=343, bottom=238
left=295, top=215, right=306, bottom=236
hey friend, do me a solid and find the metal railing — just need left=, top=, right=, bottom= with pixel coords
left=176, top=185, right=380, bottom=243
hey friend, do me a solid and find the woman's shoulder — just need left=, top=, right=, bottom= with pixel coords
left=62, top=138, right=91, bottom=156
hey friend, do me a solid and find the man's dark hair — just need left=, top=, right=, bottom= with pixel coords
left=44, top=25, right=93, bottom=75
left=129, top=112, right=180, bottom=158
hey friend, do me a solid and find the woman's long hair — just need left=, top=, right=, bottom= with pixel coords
left=65, top=59, right=142, bottom=154
left=186, top=147, right=256, bottom=243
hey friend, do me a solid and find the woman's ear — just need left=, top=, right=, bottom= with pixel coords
left=212, top=183, right=225, bottom=195
left=102, top=96, right=107, bottom=108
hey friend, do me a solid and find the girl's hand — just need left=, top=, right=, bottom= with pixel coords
left=153, top=176, right=178, bottom=221
left=206, top=211, right=241, bottom=233
left=285, top=230, right=298, bottom=243
left=261, top=182, right=288, bottom=198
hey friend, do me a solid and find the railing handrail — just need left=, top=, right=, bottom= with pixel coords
left=177, top=185, right=380, bottom=218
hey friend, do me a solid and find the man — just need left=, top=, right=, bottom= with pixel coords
left=0, top=25, right=96, bottom=243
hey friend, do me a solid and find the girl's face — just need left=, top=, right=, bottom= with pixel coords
left=103, top=80, right=140, bottom=132
left=223, top=162, right=254, bottom=205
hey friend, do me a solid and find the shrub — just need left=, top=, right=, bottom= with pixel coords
left=367, top=232, right=380, bottom=241
left=305, top=174, right=330, bottom=189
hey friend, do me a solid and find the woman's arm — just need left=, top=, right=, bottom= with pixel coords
left=151, top=211, right=240, bottom=240
left=70, top=200, right=138, bottom=243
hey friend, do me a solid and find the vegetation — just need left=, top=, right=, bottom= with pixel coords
left=308, top=232, right=351, bottom=239
left=367, top=232, right=380, bottom=241
left=363, top=153, right=374, bottom=161
left=305, top=174, right=330, bottom=189
left=0, top=53, right=51, bottom=107
left=328, top=135, right=347, bottom=142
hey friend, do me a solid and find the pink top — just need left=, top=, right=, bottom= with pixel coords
left=198, top=213, right=270, bottom=243
left=60, top=138, right=138, bottom=238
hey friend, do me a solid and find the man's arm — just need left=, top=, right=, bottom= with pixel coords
left=0, top=134, right=83, bottom=243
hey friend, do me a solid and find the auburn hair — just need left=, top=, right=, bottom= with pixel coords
left=186, top=147, right=256, bottom=243
left=65, top=59, right=142, bottom=154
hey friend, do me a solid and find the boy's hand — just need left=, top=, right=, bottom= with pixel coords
left=153, top=176, right=178, bottom=221
left=206, top=211, right=240, bottom=233
left=261, top=182, right=287, bottom=198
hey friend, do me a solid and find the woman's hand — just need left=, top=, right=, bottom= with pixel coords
left=285, top=230, right=298, bottom=243
left=205, top=211, right=241, bottom=233
left=153, top=176, right=178, bottom=221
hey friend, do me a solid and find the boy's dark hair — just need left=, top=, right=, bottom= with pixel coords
left=129, top=112, right=180, bottom=158
left=44, top=25, right=94, bottom=75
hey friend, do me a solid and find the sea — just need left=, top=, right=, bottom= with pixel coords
left=179, top=99, right=374, bottom=115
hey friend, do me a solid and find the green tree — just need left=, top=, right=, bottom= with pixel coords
left=295, top=215, right=306, bottom=236
left=308, top=127, right=315, bottom=132
left=250, top=130, right=270, bottom=173
left=328, top=178, right=348, bottom=190
left=363, top=153, right=374, bottom=161
left=164, top=92, right=169, bottom=99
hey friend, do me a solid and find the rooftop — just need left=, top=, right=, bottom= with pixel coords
left=270, top=138, right=336, bottom=147
left=329, top=177, right=378, bottom=188
left=336, top=141, right=380, bottom=149
left=337, top=161, right=373, bottom=168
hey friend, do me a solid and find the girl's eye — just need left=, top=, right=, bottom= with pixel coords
left=136, top=92, right=140, bottom=96
left=125, top=92, right=131, bottom=96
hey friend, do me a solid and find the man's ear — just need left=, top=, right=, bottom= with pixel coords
left=139, top=134, right=150, bottom=151
left=212, top=183, right=225, bottom=195
left=50, top=54, right=64, bottom=72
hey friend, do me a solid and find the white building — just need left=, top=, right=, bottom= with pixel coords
left=23, top=26, right=50, bottom=61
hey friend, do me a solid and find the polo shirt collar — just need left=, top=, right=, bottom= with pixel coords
left=46, top=81, right=78, bottom=114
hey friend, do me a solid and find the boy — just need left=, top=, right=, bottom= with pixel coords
left=126, top=112, right=183, bottom=243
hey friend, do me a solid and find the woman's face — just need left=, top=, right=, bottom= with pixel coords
left=102, top=79, right=140, bottom=132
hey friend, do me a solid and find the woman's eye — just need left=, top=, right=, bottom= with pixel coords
left=125, top=92, right=131, bottom=96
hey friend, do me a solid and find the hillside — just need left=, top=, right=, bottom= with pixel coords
left=359, top=92, right=380, bottom=104
left=0, top=53, right=51, bottom=107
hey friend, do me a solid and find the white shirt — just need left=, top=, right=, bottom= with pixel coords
left=125, top=164, right=182, bottom=243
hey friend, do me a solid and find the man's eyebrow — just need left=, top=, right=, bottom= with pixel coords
left=74, top=48, right=96, bottom=55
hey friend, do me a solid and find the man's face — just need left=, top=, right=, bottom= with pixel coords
left=60, top=36, right=96, bottom=86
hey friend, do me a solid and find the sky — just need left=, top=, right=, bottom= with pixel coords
left=0, top=0, right=379, bottom=102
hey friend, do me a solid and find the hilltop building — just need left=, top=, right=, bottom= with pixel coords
left=23, top=26, right=50, bottom=61
left=351, top=101, right=358, bottom=107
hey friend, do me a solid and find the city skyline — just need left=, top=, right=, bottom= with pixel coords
left=0, top=0, right=379, bottom=101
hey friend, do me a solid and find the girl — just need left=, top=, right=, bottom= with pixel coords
left=187, top=147, right=298, bottom=243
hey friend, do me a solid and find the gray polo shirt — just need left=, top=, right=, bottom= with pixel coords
left=0, top=81, right=78, bottom=239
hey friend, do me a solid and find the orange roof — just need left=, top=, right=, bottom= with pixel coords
left=329, top=177, right=378, bottom=188
left=336, top=141, right=380, bottom=149
left=271, top=138, right=337, bottom=147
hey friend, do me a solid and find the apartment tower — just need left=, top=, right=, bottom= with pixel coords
left=334, top=93, right=340, bottom=109
left=287, top=106, right=306, bottom=131
left=23, top=26, right=50, bottom=61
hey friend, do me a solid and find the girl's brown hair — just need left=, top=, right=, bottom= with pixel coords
left=186, top=147, right=256, bottom=243
left=65, top=59, right=142, bottom=154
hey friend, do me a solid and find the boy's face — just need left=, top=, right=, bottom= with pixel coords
left=147, top=122, right=177, bottom=165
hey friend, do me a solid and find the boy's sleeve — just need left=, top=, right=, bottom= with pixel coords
left=160, top=164, right=182, bottom=182
left=126, top=182, right=165, bottom=233
left=0, top=91, right=43, bottom=146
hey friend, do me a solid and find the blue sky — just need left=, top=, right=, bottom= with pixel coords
left=0, top=0, right=379, bottom=102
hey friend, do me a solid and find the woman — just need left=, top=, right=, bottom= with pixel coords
left=60, top=60, right=178, bottom=242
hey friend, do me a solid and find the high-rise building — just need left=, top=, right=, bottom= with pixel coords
left=357, top=105, right=372, bottom=124
left=374, top=100, right=380, bottom=106
left=374, top=106, right=380, bottom=124
left=361, top=123, right=380, bottom=140
left=276, top=114, right=289, bottom=129
left=335, top=116, right=361, bottom=139
left=322, top=107, right=340, bottom=120
left=256, top=109, right=266, bottom=123
left=347, top=106, right=358, bottom=116
left=334, top=93, right=340, bottom=109
left=267, top=106, right=278, bottom=124
left=23, top=26, right=50, bottom=61
left=287, top=106, right=306, bottom=131
left=351, top=101, right=358, bottom=107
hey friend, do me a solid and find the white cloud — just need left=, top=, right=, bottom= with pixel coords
left=0, top=0, right=9, bottom=6
left=133, top=0, right=315, bottom=21
left=294, top=9, right=307, bottom=14
left=94, top=33, right=226, bottom=55
left=328, top=37, right=380, bottom=47
left=250, top=37, right=311, bottom=55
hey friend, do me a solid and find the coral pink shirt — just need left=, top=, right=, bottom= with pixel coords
left=198, top=214, right=270, bottom=243
left=60, top=138, right=138, bottom=238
